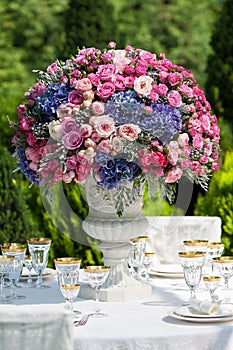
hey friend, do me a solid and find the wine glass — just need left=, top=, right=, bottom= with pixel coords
left=213, top=256, right=233, bottom=303
left=179, top=251, right=206, bottom=303
left=206, top=242, right=225, bottom=273
left=0, top=255, right=14, bottom=303
left=84, top=266, right=110, bottom=318
left=23, top=255, right=34, bottom=287
left=129, top=236, right=147, bottom=279
left=183, top=240, right=208, bottom=253
left=1, top=243, right=26, bottom=299
left=27, top=238, right=52, bottom=289
left=202, top=275, right=221, bottom=302
left=141, top=252, right=155, bottom=282
left=57, top=272, right=80, bottom=312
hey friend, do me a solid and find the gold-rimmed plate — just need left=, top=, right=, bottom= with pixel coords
left=168, top=306, right=233, bottom=323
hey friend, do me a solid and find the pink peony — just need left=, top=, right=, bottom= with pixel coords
left=167, top=90, right=182, bottom=107
left=75, top=78, right=92, bottom=91
left=118, top=124, right=141, bottom=141
left=91, top=115, right=116, bottom=138
left=134, top=76, right=153, bottom=97
left=97, top=139, right=112, bottom=153
left=165, top=166, right=183, bottom=183
left=92, top=101, right=105, bottom=115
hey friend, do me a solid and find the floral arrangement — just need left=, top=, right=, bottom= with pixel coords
left=11, top=42, right=220, bottom=216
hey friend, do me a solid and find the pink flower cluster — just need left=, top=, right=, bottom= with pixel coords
left=13, top=42, right=220, bottom=197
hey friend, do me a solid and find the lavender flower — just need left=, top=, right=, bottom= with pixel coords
left=17, top=147, right=39, bottom=184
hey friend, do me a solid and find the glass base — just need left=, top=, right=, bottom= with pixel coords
left=90, top=311, right=108, bottom=318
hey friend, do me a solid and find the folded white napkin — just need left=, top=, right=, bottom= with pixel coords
left=190, top=299, right=219, bottom=315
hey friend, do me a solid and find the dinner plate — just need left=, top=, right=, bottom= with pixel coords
left=168, top=306, right=233, bottom=323
left=149, top=264, right=184, bottom=278
left=20, top=267, right=56, bottom=280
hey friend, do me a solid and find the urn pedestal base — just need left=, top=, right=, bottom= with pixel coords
left=79, top=241, right=152, bottom=302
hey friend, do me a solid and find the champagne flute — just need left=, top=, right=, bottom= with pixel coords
left=27, top=238, right=52, bottom=289
left=179, top=251, right=206, bottom=303
left=84, top=266, right=110, bottom=318
left=142, top=252, right=155, bottom=282
left=129, top=236, right=147, bottom=279
left=203, top=275, right=221, bottom=302
left=0, top=255, right=14, bottom=303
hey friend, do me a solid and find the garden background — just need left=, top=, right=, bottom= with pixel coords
left=0, top=0, right=232, bottom=267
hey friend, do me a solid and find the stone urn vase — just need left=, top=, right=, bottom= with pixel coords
left=80, top=176, right=152, bottom=302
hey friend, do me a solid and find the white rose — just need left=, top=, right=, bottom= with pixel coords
left=48, top=120, right=63, bottom=140
left=134, top=76, right=153, bottom=97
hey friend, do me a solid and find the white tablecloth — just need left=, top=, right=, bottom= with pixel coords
left=1, top=271, right=233, bottom=350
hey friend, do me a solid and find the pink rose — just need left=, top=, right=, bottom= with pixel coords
left=139, top=152, right=152, bottom=167
left=200, top=154, right=208, bottom=164
left=63, top=171, right=75, bottom=183
left=157, top=84, right=168, bottom=96
left=61, top=117, right=78, bottom=134
left=96, top=82, right=115, bottom=100
left=204, top=143, right=212, bottom=156
left=84, top=138, right=96, bottom=148
left=48, top=120, right=63, bottom=140
left=113, top=50, right=131, bottom=73
left=97, top=139, right=112, bottom=153
left=56, top=103, right=79, bottom=120
left=29, top=162, right=39, bottom=172
left=47, top=62, right=58, bottom=74
left=114, top=75, right=125, bottom=90
left=87, top=73, right=100, bottom=87
left=212, top=162, right=219, bottom=172
left=108, top=41, right=116, bottom=49
left=138, top=50, right=156, bottom=63
left=165, top=166, right=183, bottom=183
left=199, top=114, right=211, bottom=132
left=124, top=76, right=135, bottom=88
left=179, top=84, right=193, bottom=98
left=168, top=72, right=183, bottom=86
left=96, top=64, right=117, bottom=81
left=91, top=115, right=116, bottom=138
left=134, top=76, right=153, bottom=97
left=151, top=152, right=168, bottom=168
left=193, top=134, right=203, bottom=149
left=91, top=132, right=101, bottom=143
left=68, top=90, right=84, bottom=105
left=159, top=71, right=168, bottom=83
left=80, top=124, right=93, bottom=138
left=25, top=148, right=41, bottom=163
left=75, top=78, right=92, bottom=91
left=75, top=163, right=91, bottom=182
left=167, top=90, right=182, bottom=107
left=92, top=101, right=105, bottom=115
left=118, top=124, right=141, bottom=141
left=181, top=158, right=191, bottom=170
left=135, top=62, right=147, bottom=76
left=62, top=131, right=83, bottom=150
left=66, top=155, right=77, bottom=170
left=178, top=133, right=189, bottom=147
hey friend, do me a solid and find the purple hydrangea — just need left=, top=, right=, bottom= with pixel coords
left=17, top=147, right=39, bottom=184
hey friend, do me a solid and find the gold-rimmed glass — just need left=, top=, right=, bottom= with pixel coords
left=203, top=275, right=221, bottom=302
left=23, top=255, right=34, bottom=287
left=213, top=256, right=233, bottom=291
left=59, top=279, right=80, bottom=312
left=1, top=243, right=26, bottom=299
left=0, top=255, right=14, bottom=303
left=179, top=251, right=206, bottom=303
left=142, top=252, right=155, bottom=282
left=129, top=236, right=148, bottom=279
left=183, top=240, right=208, bottom=253
left=206, top=242, right=225, bottom=273
left=27, top=238, right=52, bottom=289
left=84, top=266, right=110, bottom=318
left=54, top=257, right=81, bottom=280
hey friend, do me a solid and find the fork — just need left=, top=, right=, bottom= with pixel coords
left=74, top=314, right=89, bottom=327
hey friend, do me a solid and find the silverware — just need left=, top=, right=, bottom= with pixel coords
left=74, top=314, right=89, bottom=327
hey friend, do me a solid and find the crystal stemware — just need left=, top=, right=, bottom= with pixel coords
left=1, top=243, right=26, bottom=299
left=141, top=252, right=155, bottom=282
left=23, top=255, right=34, bottom=287
left=179, top=251, right=206, bottom=303
left=129, top=236, right=147, bottom=279
left=183, top=240, right=208, bottom=253
left=54, top=257, right=81, bottom=281
left=84, top=266, right=110, bottom=318
left=206, top=242, right=225, bottom=273
left=202, top=275, right=221, bottom=302
left=58, top=272, right=80, bottom=312
left=213, top=256, right=233, bottom=303
left=0, top=255, right=14, bottom=303
left=27, top=238, right=52, bottom=288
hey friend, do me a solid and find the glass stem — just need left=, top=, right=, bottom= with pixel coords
left=94, top=287, right=100, bottom=313
left=0, top=275, right=3, bottom=299
left=189, top=287, right=196, bottom=301
left=36, top=269, right=43, bottom=287
left=224, top=277, right=229, bottom=290
left=11, top=280, right=17, bottom=297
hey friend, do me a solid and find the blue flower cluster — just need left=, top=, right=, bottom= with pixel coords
left=35, top=83, right=71, bottom=122
left=95, top=152, right=140, bottom=190
left=105, top=91, right=182, bottom=144
left=17, top=147, right=39, bottom=184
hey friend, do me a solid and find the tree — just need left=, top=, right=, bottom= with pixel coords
left=205, top=0, right=233, bottom=129
left=0, top=148, right=40, bottom=244
left=62, top=0, right=119, bottom=57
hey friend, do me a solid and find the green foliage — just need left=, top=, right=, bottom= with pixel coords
left=205, top=0, right=233, bottom=128
left=0, top=148, right=40, bottom=245
left=62, top=0, right=119, bottom=58
left=112, top=0, right=220, bottom=87
left=194, top=151, right=233, bottom=254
